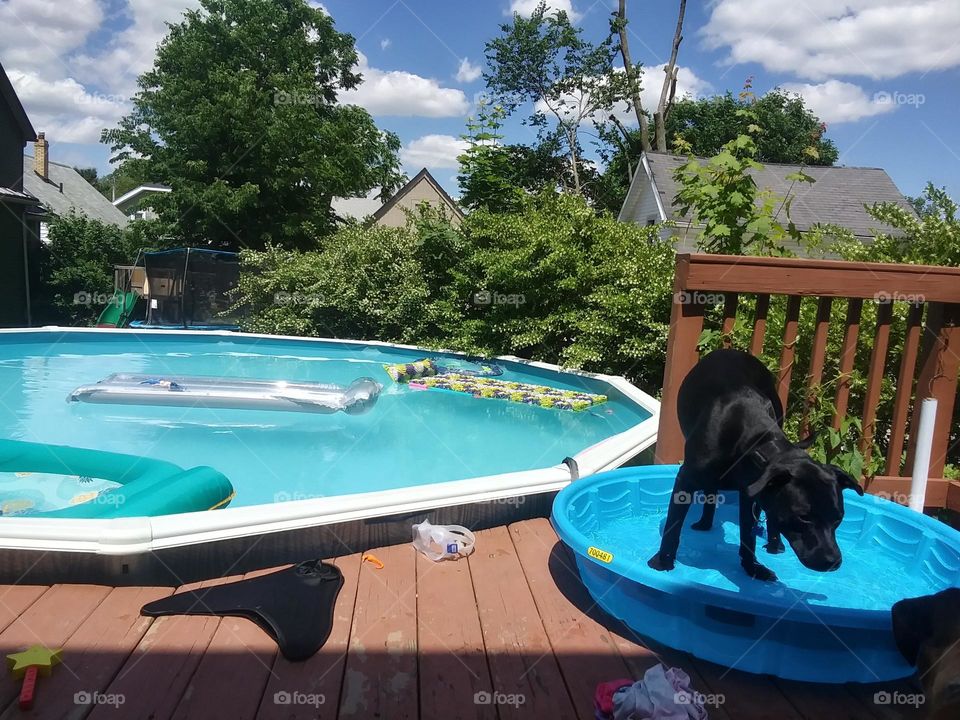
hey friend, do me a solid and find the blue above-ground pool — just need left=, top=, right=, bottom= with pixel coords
left=551, top=465, right=960, bottom=683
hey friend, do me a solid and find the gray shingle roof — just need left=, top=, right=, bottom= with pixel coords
left=644, top=152, right=914, bottom=238
left=22, top=156, right=129, bottom=227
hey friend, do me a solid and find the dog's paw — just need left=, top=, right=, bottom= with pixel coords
left=742, top=562, right=778, bottom=582
left=691, top=519, right=713, bottom=531
left=647, top=553, right=675, bottom=572
left=764, top=538, right=785, bottom=554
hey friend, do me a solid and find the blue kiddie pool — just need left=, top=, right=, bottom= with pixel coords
left=551, top=465, right=960, bottom=683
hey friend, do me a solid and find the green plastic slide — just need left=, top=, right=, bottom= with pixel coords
left=0, top=438, right=234, bottom=519
left=96, top=290, right=139, bottom=328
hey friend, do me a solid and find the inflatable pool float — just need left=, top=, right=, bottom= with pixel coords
left=551, top=464, right=960, bottom=683
left=0, top=438, right=234, bottom=519
left=410, top=374, right=606, bottom=412
left=383, top=357, right=504, bottom=382
left=68, top=374, right=381, bottom=415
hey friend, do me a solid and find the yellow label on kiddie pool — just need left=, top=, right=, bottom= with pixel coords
left=587, top=546, right=613, bottom=563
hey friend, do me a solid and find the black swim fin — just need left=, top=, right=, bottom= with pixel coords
left=141, top=559, right=344, bottom=661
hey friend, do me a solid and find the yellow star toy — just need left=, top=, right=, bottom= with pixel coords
left=7, top=645, right=62, bottom=710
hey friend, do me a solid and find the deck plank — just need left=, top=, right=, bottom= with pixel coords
left=469, top=525, right=575, bottom=718
left=257, top=555, right=362, bottom=720
left=3, top=585, right=171, bottom=720
left=690, top=659, right=805, bottom=720
left=0, top=585, right=49, bottom=636
left=0, top=584, right=111, bottom=712
left=416, top=547, right=495, bottom=720
left=89, top=576, right=238, bottom=720
left=508, top=519, right=634, bottom=720
left=773, top=679, right=885, bottom=720
left=169, top=568, right=281, bottom=720
left=338, top=543, right=418, bottom=720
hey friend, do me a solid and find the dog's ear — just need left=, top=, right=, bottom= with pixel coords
left=795, top=431, right=817, bottom=450
left=832, top=466, right=864, bottom=496
left=892, top=595, right=937, bottom=666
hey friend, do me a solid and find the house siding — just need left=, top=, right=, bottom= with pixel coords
left=376, top=179, right=461, bottom=228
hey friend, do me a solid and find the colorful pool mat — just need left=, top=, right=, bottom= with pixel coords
left=409, top=374, right=607, bottom=412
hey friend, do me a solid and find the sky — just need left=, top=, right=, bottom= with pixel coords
left=3, top=0, right=960, bottom=202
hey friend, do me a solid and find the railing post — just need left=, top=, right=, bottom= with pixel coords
left=655, top=255, right=703, bottom=464
left=906, top=302, right=960, bottom=477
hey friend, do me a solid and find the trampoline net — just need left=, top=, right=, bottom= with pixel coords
left=143, top=249, right=240, bottom=328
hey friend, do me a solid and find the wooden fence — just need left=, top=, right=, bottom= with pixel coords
left=654, top=253, right=960, bottom=511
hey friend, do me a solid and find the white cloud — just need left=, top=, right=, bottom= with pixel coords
left=74, top=0, right=201, bottom=98
left=703, top=0, right=960, bottom=81
left=456, top=58, right=482, bottom=83
left=8, top=69, right=128, bottom=144
left=534, top=64, right=710, bottom=127
left=509, top=0, right=581, bottom=22
left=342, top=53, right=470, bottom=117
left=0, top=0, right=103, bottom=73
left=380, top=38, right=391, bottom=51
left=778, top=80, right=897, bottom=124
left=400, top=134, right=468, bottom=169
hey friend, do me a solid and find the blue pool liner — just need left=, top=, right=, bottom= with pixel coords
left=551, top=464, right=960, bottom=683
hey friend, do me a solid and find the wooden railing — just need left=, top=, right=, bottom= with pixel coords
left=655, top=254, right=960, bottom=510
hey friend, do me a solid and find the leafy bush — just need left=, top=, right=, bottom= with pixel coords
left=235, top=193, right=675, bottom=389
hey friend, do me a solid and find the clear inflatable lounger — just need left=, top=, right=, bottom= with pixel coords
left=68, top=373, right=382, bottom=415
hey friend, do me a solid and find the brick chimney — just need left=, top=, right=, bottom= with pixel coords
left=34, top=132, right=49, bottom=180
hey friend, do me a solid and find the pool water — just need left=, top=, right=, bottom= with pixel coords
left=0, top=334, right=649, bottom=510
left=586, top=505, right=940, bottom=613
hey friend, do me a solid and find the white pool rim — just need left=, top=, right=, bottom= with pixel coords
left=0, top=327, right=660, bottom=556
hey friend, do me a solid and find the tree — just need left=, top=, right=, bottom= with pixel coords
left=103, top=0, right=404, bottom=251
left=74, top=167, right=99, bottom=186
left=610, top=0, right=687, bottom=154
left=666, top=89, right=838, bottom=165
left=483, top=1, right=626, bottom=195
left=598, top=87, right=838, bottom=213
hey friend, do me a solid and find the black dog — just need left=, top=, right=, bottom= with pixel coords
left=892, top=589, right=960, bottom=720
left=648, top=348, right=863, bottom=581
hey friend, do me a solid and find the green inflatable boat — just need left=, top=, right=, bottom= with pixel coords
left=0, top=439, right=234, bottom=519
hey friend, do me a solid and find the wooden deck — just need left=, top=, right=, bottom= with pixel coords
left=0, top=519, right=927, bottom=719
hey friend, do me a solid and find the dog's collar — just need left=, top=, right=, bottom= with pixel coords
left=744, top=436, right=791, bottom=498
left=748, top=436, right=789, bottom=467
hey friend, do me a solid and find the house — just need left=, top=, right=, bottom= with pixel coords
left=0, top=61, right=39, bottom=327
left=618, top=152, right=915, bottom=254
left=24, top=135, right=129, bottom=241
left=112, top=183, right=171, bottom=221
left=332, top=168, right=464, bottom=227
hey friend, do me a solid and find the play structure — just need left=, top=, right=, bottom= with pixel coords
left=384, top=358, right=606, bottom=411
left=68, top=373, right=382, bottom=415
left=551, top=464, right=960, bottom=683
left=124, top=247, right=240, bottom=330
left=0, top=438, right=233, bottom=518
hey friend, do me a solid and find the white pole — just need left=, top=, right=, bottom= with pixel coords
left=908, top=398, right=938, bottom=513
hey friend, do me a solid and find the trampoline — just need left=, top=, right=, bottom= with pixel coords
left=133, top=248, right=240, bottom=330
